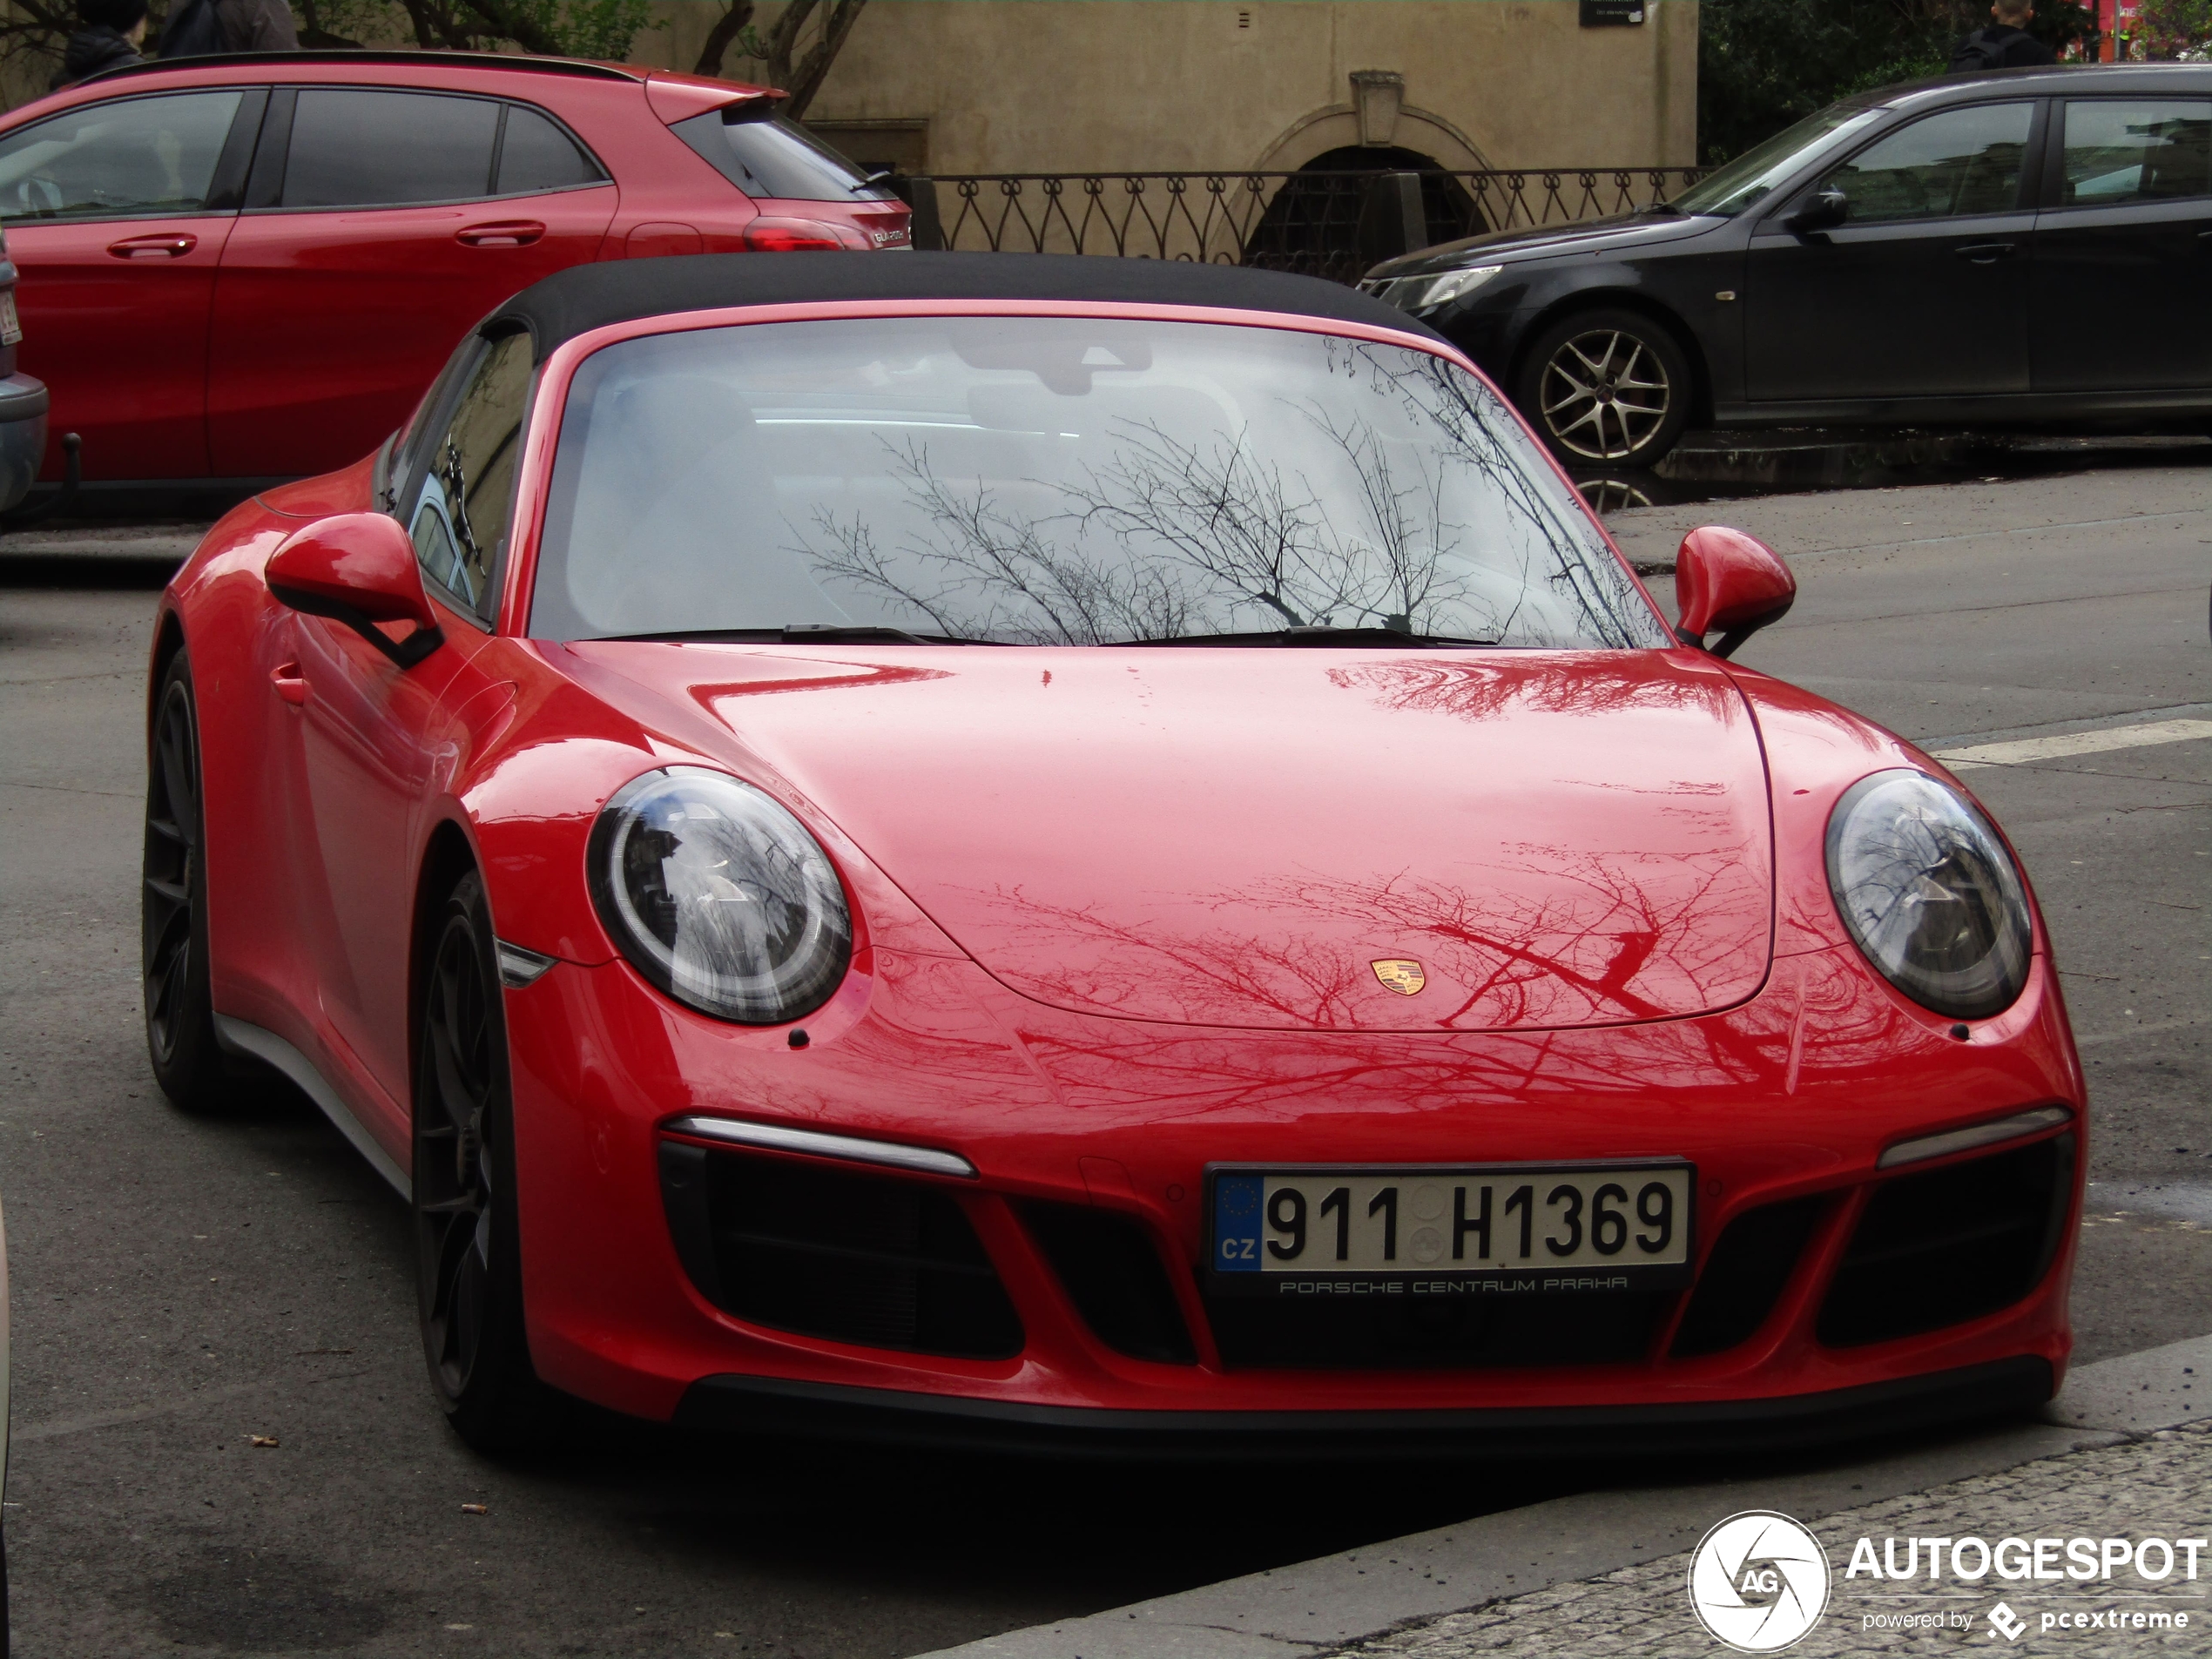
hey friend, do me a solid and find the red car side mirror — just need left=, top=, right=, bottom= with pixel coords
left=266, top=513, right=445, bottom=669
left=1673, top=525, right=1796, bottom=659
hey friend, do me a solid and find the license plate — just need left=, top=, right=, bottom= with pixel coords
left=1206, top=1162, right=1695, bottom=1296
left=0, top=292, right=18, bottom=347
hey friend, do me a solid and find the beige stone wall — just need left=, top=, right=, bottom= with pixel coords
left=0, top=0, right=1694, bottom=170
left=637, top=0, right=1698, bottom=176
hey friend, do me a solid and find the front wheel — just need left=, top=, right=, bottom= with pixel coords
left=1514, top=308, right=1694, bottom=469
left=415, top=868, right=556, bottom=1451
left=143, top=649, right=226, bottom=1110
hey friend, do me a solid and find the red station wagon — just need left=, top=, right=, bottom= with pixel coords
left=0, top=51, right=911, bottom=488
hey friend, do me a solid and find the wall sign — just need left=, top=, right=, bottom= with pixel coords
left=1581, top=0, right=1646, bottom=23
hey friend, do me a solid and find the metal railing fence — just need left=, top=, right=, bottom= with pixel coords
left=894, top=167, right=1703, bottom=283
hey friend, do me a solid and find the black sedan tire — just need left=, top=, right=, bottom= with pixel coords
left=142, top=649, right=226, bottom=1111
left=1514, top=308, right=1693, bottom=469
left=415, top=868, right=556, bottom=1451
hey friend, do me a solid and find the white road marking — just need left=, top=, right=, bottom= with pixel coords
left=1933, top=718, right=2212, bottom=771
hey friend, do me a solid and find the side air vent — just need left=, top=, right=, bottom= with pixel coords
left=1670, top=1197, right=1823, bottom=1359
left=1817, top=1134, right=2074, bottom=1349
left=659, top=1141, right=1022, bottom=1359
left=1021, top=1202, right=1197, bottom=1365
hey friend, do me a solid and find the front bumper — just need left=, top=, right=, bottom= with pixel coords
left=504, top=941, right=2082, bottom=1442
left=674, top=1357, right=2056, bottom=1460
left=0, top=372, right=50, bottom=513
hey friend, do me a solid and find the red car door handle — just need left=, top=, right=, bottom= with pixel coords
left=455, top=220, right=546, bottom=248
left=107, top=233, right=197, bottom=260
left=1952, top=242, right=2016, bottom=263
left=271, top=663, right=308, bottom=706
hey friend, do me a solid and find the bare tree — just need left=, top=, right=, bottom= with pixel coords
left=691, top=0, right=868, bottom=119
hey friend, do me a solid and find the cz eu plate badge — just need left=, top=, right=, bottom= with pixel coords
left=1206, top=1161, right=1696, bottom=1298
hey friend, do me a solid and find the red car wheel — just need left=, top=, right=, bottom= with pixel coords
left=141, top=650, right=225, bottom=1110
left=414, top=869, right=556, bottom=1450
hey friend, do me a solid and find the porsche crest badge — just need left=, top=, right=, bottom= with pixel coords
left=1371, top=959, right=1426, bottom=995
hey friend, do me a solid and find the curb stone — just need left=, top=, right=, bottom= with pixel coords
left=907, top=1335, right=2212, bottom=1659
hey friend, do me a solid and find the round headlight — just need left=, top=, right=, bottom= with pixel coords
left=1825, top=769, right=2031, bottom=1021
left=587, top=767, right=853, bottom=1024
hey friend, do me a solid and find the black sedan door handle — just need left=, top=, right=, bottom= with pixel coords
left=1953, top=242, right=2017, bottom=263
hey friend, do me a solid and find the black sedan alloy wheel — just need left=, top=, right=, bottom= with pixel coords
left=143, top=650, right=226, bottom=1109
left=1518, top=308, right=1692, bottom=469
left=415, top=869, right=553, bottom=1449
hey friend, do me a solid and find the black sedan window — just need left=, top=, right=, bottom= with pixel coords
left=1818, top=104, right=2033, bottom=223
left=530, top=317, right=1669, bottom=651
left=2060, top=101, right=2212, bottom=205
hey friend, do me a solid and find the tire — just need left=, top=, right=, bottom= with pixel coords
left=142, top=649, right=226, bottom=1111
left=1514, top=308, right=1694, bottom=469
left=415, top=868, right=556, bottom=1451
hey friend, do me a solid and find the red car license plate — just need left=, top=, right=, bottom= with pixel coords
left=1206, top=1161, right=1696, bottom=1296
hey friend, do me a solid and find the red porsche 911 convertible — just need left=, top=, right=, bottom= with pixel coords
left=145, top=253, right=2083, bottom=1455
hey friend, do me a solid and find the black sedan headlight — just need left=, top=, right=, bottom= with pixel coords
left=588, top=767, right=853, bottom=1024
left=1825, top=770, right=2032, bottom=1021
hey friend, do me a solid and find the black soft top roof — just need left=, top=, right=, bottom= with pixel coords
left=494, top=252, right=1443, bottom=363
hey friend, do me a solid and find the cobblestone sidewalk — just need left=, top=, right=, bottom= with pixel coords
left=1328, top=1422, right=2212, bottom=1657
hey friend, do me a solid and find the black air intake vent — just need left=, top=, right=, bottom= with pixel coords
left=659, top=1141, right=1022, bottom=1359
left=1021, top=1202, right=1197, bottom=1365
left=1671, top=1197, right=1823, bottom=1359
left=1817, top=1134, right=2073, bottom=1349
left=1204, top=1290, right=1669, bottom=1369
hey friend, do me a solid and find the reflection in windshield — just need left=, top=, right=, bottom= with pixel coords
left=531, top=319, right=1671, bottom=650
left=1666, top=105, right=1884, bottom=216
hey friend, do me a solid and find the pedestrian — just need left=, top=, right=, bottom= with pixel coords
left=158, top=0, right=299, bottom=58
left=49, top=0, right=146, bottom=91
left=1950, top=0, right=2056, bottom=71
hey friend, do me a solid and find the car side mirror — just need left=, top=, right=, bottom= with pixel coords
left=266, top=513, right=445, bottom=669
left=1674, top=525, right=1796, bottom=658
left=1785, top=185, right=1848, bottom=234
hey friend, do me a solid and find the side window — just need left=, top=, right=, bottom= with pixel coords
left=408, top=333, right=533, bottom=617
left=1821, top=104, right=2033, bottom=224
left=0, top=91, right=243, bottom=220
left=496, top=105, right=604, bottom=195
left=282, top=90, right=499, bottom=209
left=2060, top=101, right=2212, bottom=206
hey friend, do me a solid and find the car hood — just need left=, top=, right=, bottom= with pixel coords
left=570, top=644, right=1776, bottom=1033
left=1371, top=210, right=1715, bottom=280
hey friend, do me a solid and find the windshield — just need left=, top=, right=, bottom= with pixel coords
left=1668, top=105, right=1886, bottom=216
left=530, top=317, right=1670, bottom=650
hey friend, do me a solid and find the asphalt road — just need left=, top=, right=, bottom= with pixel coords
left=0, top=461, right=2205, bottom=1657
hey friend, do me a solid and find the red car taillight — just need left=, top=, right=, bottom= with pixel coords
left=741, top=217, right=872, bottom=252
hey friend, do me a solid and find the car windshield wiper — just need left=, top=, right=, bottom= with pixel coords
left=1127, top=626, right=1503, bottom=648
left=604, top=624, right=997, bottom=645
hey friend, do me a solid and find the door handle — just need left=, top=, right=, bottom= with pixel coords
left=271, top=662, right=308, bottom=707
left=455, top=220, right=545, bottom=248
left=1952, top=242, right=2016, bottom=263
left=106, top=233, right=197, bottom=260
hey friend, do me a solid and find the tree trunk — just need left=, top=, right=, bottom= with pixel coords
left=694, top=0, right=757, bottom=77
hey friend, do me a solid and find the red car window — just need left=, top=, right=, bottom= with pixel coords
left=494, top=104, right=604, bottom=196
left=408, top=331, right=533, bottom=618
left=671, top=104, right=894, bottom=204
left=0, top=90, right=242, bottom=220
left=281, top=88, right=502, bottom=208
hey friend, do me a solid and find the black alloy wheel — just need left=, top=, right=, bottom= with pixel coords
left=1516, top=308, right=1693, bottom=469
left=415, top=868, right=554, bottom=1450
left=143, top=650, right=226, bottom=1109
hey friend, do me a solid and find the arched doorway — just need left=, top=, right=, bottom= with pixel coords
left=1244, top=145, right=1485, bottom=282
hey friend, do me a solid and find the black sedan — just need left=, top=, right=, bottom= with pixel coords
left=1363, top=64, right=2212, bottom=468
